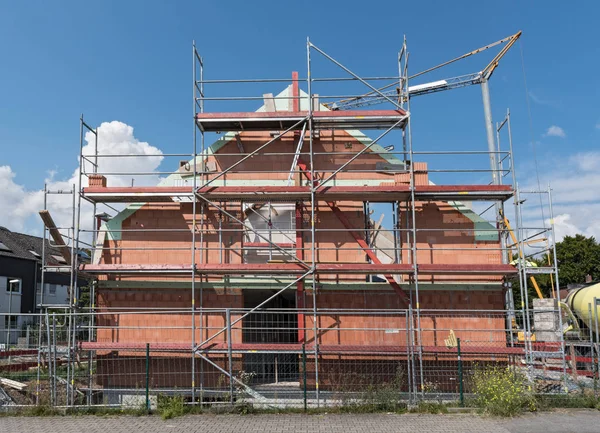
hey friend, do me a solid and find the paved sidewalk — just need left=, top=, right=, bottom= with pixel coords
left=501, top=409, right=600, bottom=433
left=1, top=410, right=599, bottom=432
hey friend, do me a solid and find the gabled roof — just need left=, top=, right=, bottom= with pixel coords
left=201, top=85, right=401, bottom=164
left=103, top=85, right=496, bottom=242
left=0, top=226, right=65, bottom=264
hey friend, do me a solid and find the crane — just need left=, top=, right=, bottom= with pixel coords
left=324, top=31, right=522, bottom=111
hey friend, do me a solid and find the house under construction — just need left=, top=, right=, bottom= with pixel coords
left=26, top=33, right=575, bottom=407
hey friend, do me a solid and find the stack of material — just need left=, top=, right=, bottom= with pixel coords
left=532, top=298, right=561, bottom=342
left=0, top=377, right=27, bottom=391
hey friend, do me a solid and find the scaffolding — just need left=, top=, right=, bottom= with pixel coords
left=17, top=35, right=575, bottom=409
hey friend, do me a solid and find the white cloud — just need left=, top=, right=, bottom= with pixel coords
left=0, top=121, right=164, bottom=239
left=549, top=214, right=585, bottom=241
left=519, top=150, right=600, bottom=242
left=0, top=166, right=43, bottom=232
left=543, top=125, right=566, bottom=138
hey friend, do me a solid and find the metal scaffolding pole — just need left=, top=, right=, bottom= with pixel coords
left=547, top=185, right=568, bottom=391
left=515, top=186, right=534, bottom=370
left=404, top=44, right=424, bottom=399
left=307, top=37, right=320, bottom=407
left=197, top=45, right=206, bottom=399
left=191, top=41, right=198, bottom=404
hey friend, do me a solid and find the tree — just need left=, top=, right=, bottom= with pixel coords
left=510, top=234, right=600, bottom=306
left=554, top=234, right=600, bottom=286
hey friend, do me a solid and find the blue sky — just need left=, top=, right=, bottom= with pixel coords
left=0, top=0, right=599, bottom=238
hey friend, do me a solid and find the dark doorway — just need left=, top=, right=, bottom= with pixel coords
left=242, top=290, right=299, bottom=383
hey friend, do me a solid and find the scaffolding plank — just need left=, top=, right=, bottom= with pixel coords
left=415, top=184, right=513, bottom=201
left=80, top=262, right=415, bottom=275
left=243, top=242, right=295, bottom=249
left=82, top=184, right=512, bottom=204
left=81, top=264, right=193, bottom=274
left=81, top=263, right=514, bottom=275
left=524, top=267, right=556, bottom=275
left=79, top=341, right=525, bottom=356
left=195, top=109, right=408, bottom=132
left=418, top=264, right=517, bottom=275
left=82, top=186, right=194, bottom=203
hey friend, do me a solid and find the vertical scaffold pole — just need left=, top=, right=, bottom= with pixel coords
left=146, top=343, right=150, bottom=412
left=547, top=185, right=568, bottom=391
left=36, top=184, right=48, bottom=405
left=226, top=308, right=234, bottom=404
left=191, top=40, right=197, bottom=405
left=457, top=337, right=464, bottom=406
left=307, top=37, right=320, bottom=407
left=404, top=45, right=424, bottom=399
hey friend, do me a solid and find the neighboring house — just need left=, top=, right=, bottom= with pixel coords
left=0, top=226, right=72, bottom=345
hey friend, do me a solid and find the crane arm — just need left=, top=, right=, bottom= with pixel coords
left=482, top=30, right=522, bottom=80
left=325, top=31, right=522, bottom=111
left=330, top=73, right=483, bottom=110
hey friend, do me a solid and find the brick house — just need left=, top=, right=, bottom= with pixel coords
left=81, top=82, right=514, bottom=392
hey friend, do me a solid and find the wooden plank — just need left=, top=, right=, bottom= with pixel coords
left=92, top=228, right=106, bottom=265
left=0, top=377, right=27, bottom=390
left=369, top=214, right=385, bottom=247
left=38, top=210, right=72, bottom=266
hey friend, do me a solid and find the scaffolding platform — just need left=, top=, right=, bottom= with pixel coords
left=79, top=341, right=526, bottom=356
left=82, top=184, right=513, bottom=203
left=195, top=109, right=409, bottom=132
left=80, top=263, right=516, bottom=275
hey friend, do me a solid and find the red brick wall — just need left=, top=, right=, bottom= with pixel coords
left=96, top=288, right=243, bottom=346
left=207, top=130, right=399, bottom=183
left=303, top=290, right=506, bottom=348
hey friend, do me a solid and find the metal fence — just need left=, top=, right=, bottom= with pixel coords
left=1, top=307, right=596, bottom=410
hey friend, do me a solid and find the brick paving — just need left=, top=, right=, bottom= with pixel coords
left=1, top=410, right=599, bottom=432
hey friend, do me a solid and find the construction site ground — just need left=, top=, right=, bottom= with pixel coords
left=1, top=410, right=600, bottom=433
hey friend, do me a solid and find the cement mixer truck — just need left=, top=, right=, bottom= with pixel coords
left=526, top=282, right=600, bottom=379
left=565, top=283, right=600, bottom=334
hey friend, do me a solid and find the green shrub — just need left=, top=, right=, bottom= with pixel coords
left=411, top=402, right=448, bottom=414
left=472, top=366, right=536, bottom=416
left=157, top=395, right=186, bottom=420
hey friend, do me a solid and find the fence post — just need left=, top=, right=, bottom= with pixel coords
left=594, top=297, right=600, bottom=397
left=588, top=303, right=596, bottom=395
left=302, top=343, right=307, bottom=412
left=145, top=343, right=150, bottom=413
left=457, top=337, right=464, bottom=406
left=226, top=308, right=234, bottom=405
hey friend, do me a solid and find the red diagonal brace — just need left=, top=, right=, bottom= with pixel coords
left=295, top=159, right=409, bottom=307
left=326, top=201, right=410, bottom=306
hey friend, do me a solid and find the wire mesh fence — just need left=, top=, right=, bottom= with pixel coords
left=1, top=306, right=598, bottom=410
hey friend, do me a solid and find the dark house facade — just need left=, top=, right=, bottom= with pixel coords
left=0, top=226, right=74, bottom=345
